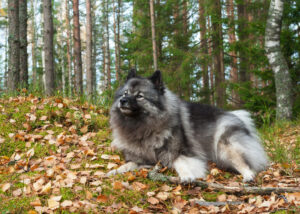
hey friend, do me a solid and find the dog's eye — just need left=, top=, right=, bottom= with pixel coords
left=124, top=90, right=128, bottom=96
left=136, top=93, right=144, bottom=99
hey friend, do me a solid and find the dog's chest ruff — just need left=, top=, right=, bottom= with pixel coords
left=112, top=129, right=172, bottom=162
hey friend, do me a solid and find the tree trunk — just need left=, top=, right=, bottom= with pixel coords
left=265, top=0, right=293, bottom=120
left=73, top=0, right=83, bottom=95
left=65, top=0, right=72, bottom=96
left=149, top=0, right=158, bottom=70
left=199, top=0, right=210, bottom=104
left=211, top=0, right=225, bottom=107
left=104, top=0, right=111, bottom=89
left=113, top=0, right=122, bottom=81
left=30, top=0, right=37, bottom=88
left=86, top=0, right=93, bottom=96
left=19, top=0, right=28, bottom=89
left=43, top=0, right=55, bottom=96
left=92, top=0, right=97, bottom=93
left=237, top=0, right=249, bottom=83
left=8, top=0, right=20, bottom=91
left=227, top=0, right=239, bottom=106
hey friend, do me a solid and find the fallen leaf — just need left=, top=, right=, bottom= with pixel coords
left=97, top=194, right=108, bottom=203
left=156, top=192, right=169, bottom=201
left=1, top=183, right=11, bottom=192
left=113, top=181, right=124, bottom=190
left=47, top=198, right=60, bottom=210
left=107, top=162, right=118, bottom=169
left=61, top=200, right=73, bottom=208
left=86, top=190, right=93, bottom=200
left=132, top=182, right=148, bottom=191
left=30, top=198, right=42, bottom=206
left=147, top=197, right=159, bottom=205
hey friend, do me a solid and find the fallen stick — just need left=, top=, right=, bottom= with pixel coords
left=147, top=166, right=300, bottom=195
left=194, top=201, right=243, bottom=206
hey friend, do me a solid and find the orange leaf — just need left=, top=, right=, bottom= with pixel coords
left=97, top=194, right=108, bottom=203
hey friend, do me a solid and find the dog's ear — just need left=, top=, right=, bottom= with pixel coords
left=126, top=68, right=137, bottom=81
left=149, top=70, right=164, bottom=93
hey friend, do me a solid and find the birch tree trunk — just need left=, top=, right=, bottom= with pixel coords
left=19, top=0, right=28, bottom=88
left=43, top=0, right=55, bottom=96
left=30, top=0, right=37, bottom=88
left=86, top=0, right=93, bottom=96
left=265, top=0, right=293, bottom=120
left=73, top=0, right=83, bottom=95
left=149, top=0, right=158, bottom=70
left=8, top=0, right=20, bottom=91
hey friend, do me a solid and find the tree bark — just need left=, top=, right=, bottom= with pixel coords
left=43, top=0, right=55, bottom=96
left=30, top=0, right=37, bottom=88
left=237, top=0, right=249, bottom=83
left=19, top=0, right=28, bottom=89
left=113, top=0, right=122, bottom=81
left=148, top=166, right=300, bottom=195
left=8, top=0, right=20, bottom=91
left=73, top=0, right=83, bottom=95
left=265, top=0, right=293, bottom=120
left=65, top=0, right=72, bottom=96
left=199, top=0, right=210, bottom=104
left=211, top=0, right=225, bottom=107
left=227, top=0, right=239, bottom=106
left=86, top=0, right=93, bottom=96
left=104, top=0, right=111, bottom=89
left=149, top=0, right=158, bottom=70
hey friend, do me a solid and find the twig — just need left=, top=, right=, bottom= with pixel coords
left=194, top=200, right=244, bottom=206
left=147, top=166, right=300, bottom=195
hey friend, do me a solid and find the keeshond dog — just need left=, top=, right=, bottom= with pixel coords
left=108, top=69, right=268, bottom=182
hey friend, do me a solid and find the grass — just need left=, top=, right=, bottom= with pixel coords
left=0, top=94, right=299, bottom=213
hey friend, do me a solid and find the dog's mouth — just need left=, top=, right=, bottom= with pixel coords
left=119, top=107, right=134, bottom=115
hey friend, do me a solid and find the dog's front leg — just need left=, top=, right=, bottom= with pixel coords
left=106, top=161, right=139, bottom=176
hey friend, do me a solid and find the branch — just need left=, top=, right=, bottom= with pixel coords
left=147, top=166, right=300, bottom=195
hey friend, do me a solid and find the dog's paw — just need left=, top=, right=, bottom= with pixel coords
left=242, top=170, right=255, bottom=182
left=106, top=169, right=117, bottom=177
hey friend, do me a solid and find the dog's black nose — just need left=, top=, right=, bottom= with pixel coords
left=120, top=98, right=128, bottom=106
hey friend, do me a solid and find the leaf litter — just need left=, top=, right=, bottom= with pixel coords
left=0, top=95, right=299, bottom=213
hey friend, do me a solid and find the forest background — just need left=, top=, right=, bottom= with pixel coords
left=0, top=0, right=299, bottom=123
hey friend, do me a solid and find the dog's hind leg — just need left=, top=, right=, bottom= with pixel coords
left=218, top=143, right=255, bottom=182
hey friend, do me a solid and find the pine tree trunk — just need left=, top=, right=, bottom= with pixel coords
left=104, top=0, right=111, bottom=89
left=149, top=0, right=158, bottom=70
left=211, top=0, right=225, bottom=107
left=265, top=0, right=293, bottom=120
left=227, top=0, right=239, bottom=106
left=237, top=0, right=249, bottom=83
left=8, top=0, right=20, bottom=91
left=19, top=0, right=28, bottom=89
left=43, top=0, right=55, bottom=96
left=86, top=0, right=93, bottom=96
left=65, top=0, right=72, bottom=96
left=199, top=0, right=210, bottom=104
left=73, top=0, right=83, bottom=95
left=113, top=0, right=122, bottom=81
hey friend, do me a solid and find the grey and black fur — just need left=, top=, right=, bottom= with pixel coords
left=108, top=69, right=268, bottom=182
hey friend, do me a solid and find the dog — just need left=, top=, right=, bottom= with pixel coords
left=107, top=69, right=268, bottom=182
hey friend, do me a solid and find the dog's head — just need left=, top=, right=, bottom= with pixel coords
left=113, top=69, right=165, bottom=117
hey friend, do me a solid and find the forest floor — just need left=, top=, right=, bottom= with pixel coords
left=0, top=95, right=299, bottom=213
